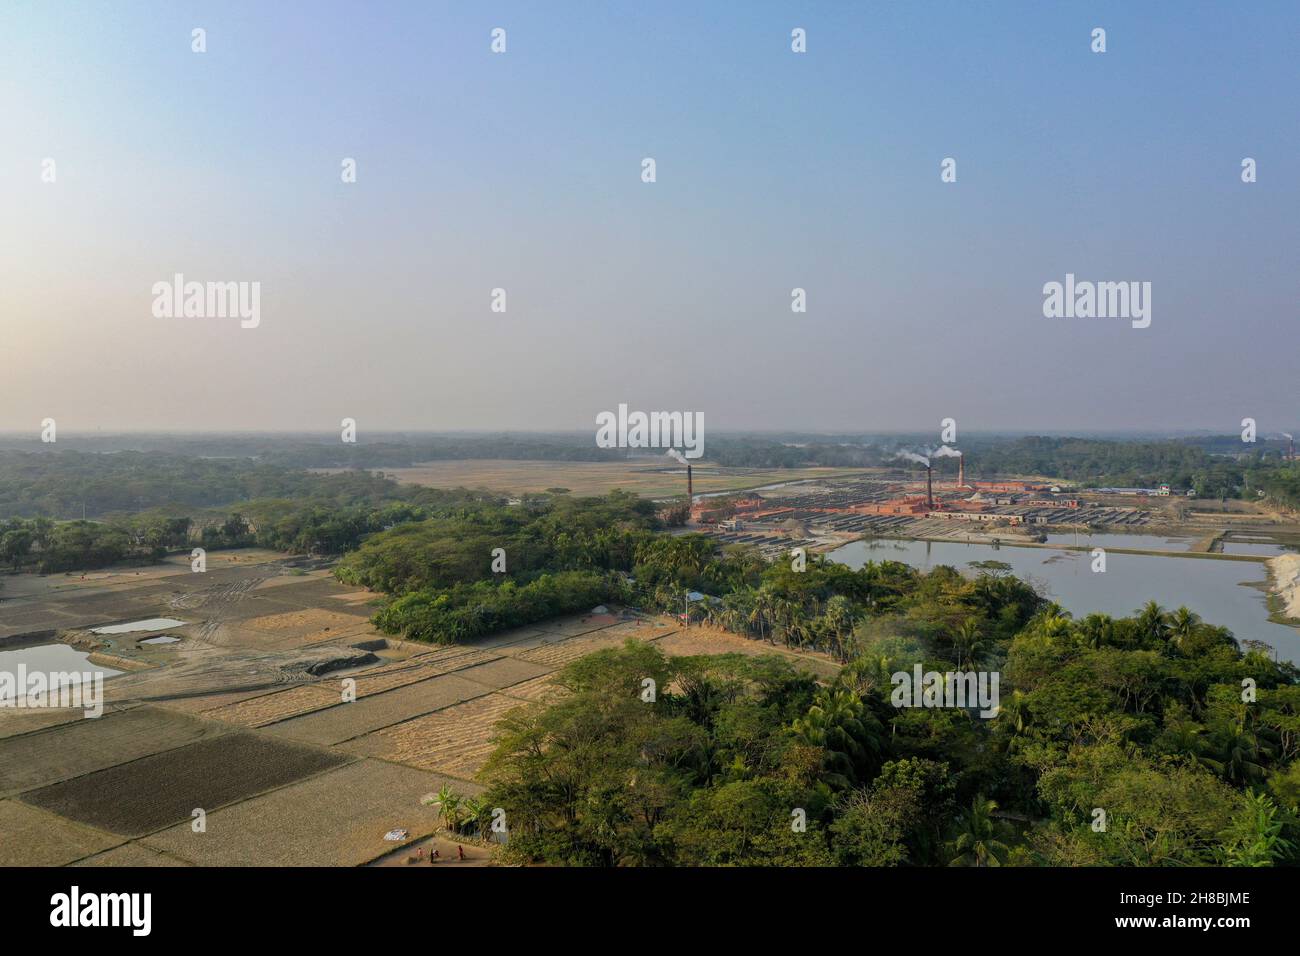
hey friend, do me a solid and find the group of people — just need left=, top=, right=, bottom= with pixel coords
left=413, top=843, right=467, bottom=864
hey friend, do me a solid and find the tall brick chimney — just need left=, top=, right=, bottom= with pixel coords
left=926, top=465, right=933, bottom=509
left=687, top=463, right=693, bottom=500
left=957, top=454, right=965, bottom=489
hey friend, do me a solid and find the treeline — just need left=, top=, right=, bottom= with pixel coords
left=0, top=450, right=397, bottom=519
left=968, top=435, right=1293, bottom=497
left=0, top=481, right=502, bottom=574
left=343, top=488, right=1048, bottom=660
left=1259, top=465, right=1300, bottom=511
left=477, top=589, right=1300, bottom=867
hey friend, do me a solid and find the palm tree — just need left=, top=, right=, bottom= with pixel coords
left=948, top=795, right=1012, bottom=867
left=752, top=587, right=778, bottom=644
left=1136, top=601, right=1170, bottom=644
left=823, top=595, right=856, bottom=662
left=999, top=688, right=1031, bottom=739
left=1169, top=606, right=1199, bottom=649
left=951, top=619, right=985, bottom=670
left=1031, top=604, right=1073, bottom=641
left=1218, top=728, right=1272, bottom=785
left=791, top=685, right=882, bottom=789
left=1078, top=613, right=1114, bottom=650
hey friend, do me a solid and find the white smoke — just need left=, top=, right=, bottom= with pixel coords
left=1283, top=433, right=1294, bottom=441
left=893, top=451, right=930, bottom=467
left=665, top=449, right=689, bottom=466
left=931, top=445, right=962, bottom=459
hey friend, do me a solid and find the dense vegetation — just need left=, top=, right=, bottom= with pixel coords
left=965, top=436, right=1296, bottom=501
left=475, top=595, right=1300, bottom=867
left=0, top=460, right=496, bottom=573
left=0, top=450, right=400, bottom=519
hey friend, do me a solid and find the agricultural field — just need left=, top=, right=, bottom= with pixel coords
left=329, top=459, right=875, bottom=498
left=140, top=759, right=469, bottom=867
left=20, top=732, right=351, bottom=837
left=0, top=706, right=227, bottom=796
left=0, top=548, right=837, bottom=865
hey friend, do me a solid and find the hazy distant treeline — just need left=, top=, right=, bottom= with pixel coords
left=967, top=436, right=1296, bottom=499
left=0, top=450, right=397, bottom=519
left=3, top=434, right=1296, bottom=524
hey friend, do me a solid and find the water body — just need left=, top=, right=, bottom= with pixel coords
left=138, top=635, right=181, bottom=645
left=0, top=644, right=122, bottom=702
left=829, top=537, right=1299, bottom=664
left=1041, top=532, right=1194, bottom=551
left=1220, top=542, right=1297, bottom=558
left=91, top=617, right=186, bottom=635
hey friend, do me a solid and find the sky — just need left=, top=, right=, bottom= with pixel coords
left=1, top=1, right=1296, bottom=436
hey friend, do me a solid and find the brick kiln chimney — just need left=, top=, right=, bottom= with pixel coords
left=957, top=454, right=965, bottom=490
left=926, top=465, right=933, bottom=509
left=687, top=463, right=693, bottom=500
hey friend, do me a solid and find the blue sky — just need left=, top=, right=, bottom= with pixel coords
left=1, top=1, right=1295, bottom=433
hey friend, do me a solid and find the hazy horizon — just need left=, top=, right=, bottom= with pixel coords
left=4, top=1, right=1296, bottom=434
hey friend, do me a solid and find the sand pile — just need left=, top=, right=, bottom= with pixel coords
left=1269, top=554, right=1300, bottom=621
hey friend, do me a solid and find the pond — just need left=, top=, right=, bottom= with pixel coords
left=0, top=643, right=122, bottom=703
left=91, top=618, right=186, bottom=635
left=1040, top=532, right=1195, bottom=551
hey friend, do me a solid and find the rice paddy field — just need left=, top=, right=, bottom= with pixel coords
left=0, top=549, right=838, bottom=866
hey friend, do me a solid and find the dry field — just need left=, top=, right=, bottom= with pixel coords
left=334, top=459, right=872, bottom=498
left=0, top=801, right=122, bottom=866
left=74, top=843, right=191, bottom=867
left=341, top=692, right=526, bottom=779
left=266, top=673, right=492, bottom=746
left=200, top=684, right=344, bottom=728
left=140, top=759, right=466, bottom=867
left=21, top=732, right=350, bottom=837
left=1, top=547, right=839, bottom=866
left=0, top=706, right=228, bottom=796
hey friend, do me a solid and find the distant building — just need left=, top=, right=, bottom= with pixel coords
left=851, top=497, right=931, bottom=516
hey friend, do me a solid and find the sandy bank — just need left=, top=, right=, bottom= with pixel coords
left=1269, top=554, right=1300, bottom=621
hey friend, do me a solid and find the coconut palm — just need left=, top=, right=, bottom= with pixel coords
left=1169, top=606, right=1199, bottom=649
left=1031, top=604, right=1073, bottom=641
left=791, top=684, right=882, bottom=789
left=1218, top=728, right=1272, bottom=785
left=1136, top=601, right=1170, bottom=644
left=948, top=795, right=1012, bottom=867
left=1078, top=613, right=1114, bottom=650
left=999, top=688, right=1030, bottom=738
left=823, top=595, right=857, bottom=662
left=951, top=619, right=986, bottom=670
